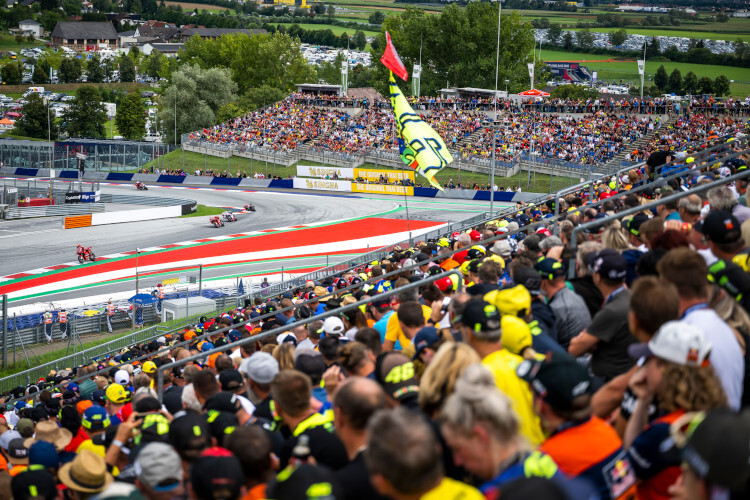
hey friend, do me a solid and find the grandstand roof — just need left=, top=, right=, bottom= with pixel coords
left=296, top=83, right=342, bottom=97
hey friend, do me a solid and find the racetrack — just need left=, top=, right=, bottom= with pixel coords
left=0, top=183, right=510, bottom=307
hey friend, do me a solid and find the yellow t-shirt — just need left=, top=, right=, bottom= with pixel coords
left=421, top=477, right=483, bottom=500
left=385, top=305, right=432, bottom=348
left=482, top=349, right=545, bottom=446
left=76, top=439, right=105, bottom=457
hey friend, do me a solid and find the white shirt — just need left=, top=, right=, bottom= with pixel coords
left=297, top=338, right=315, bottom=350
left=683, top=308, right=744, bottom=410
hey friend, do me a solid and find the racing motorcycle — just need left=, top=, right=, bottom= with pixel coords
left=135, top=182, right=148, bottom=191
left=210, top=216, right=224, bottom=228
left=243, top=203, right=256, bottom=212
left=222, top=211, right=237, bottom=222
left=77, top=245, right=96, bottom=263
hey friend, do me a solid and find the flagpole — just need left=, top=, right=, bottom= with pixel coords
left=490, top=0, right=502, bottom=217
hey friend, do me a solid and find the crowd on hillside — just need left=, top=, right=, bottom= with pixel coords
left=0, top=133, right=749, bottom=500
left=185, top=93, right=750, bottom=171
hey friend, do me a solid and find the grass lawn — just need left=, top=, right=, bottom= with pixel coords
left=565, top=26, right=750, bottom=43
left=0, top=32, right=45, bottom=54
left=182, top=204, right=225, bottom=217
left=163, top=1, right=230, bottom=10
left=143, top=149, right=577, bottom=194
left=270, top=23, right=380, bottom=37
left=540, top=48, right=750, bottom=96
left=103, top=119, right=120, bottom=139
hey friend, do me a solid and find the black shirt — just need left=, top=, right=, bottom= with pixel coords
left=336, top=451, right=391, bottom=500
left=587, top=288, right=637, bottom=381
left=279, top=417, right=349, bottom=471
left=253, top=394, right=273, bottom=421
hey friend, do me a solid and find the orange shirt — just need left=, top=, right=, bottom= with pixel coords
left=241, top=484, right=266, bottom=500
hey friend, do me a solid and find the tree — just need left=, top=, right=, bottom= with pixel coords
left=119, top=55, right=135, bottom=82
left=353, top=30, right=367, bottom=51
left=682, top=71, right=698, bottom=96
left=86, top=54, right=104, bottom=83
left=667, top=68, right=681, bottom=94
left=562, top=31, right=574, bottom=50
left=547, top=23, right=562, bottom=45
left=368, top=11, right=385, bottom=24
left=698, top=76, right=713, bottom=95
left=64, top=85, right=107, bottom=138
left=576, top=28, right=594, bottom=49
left=115, top=91, right=146, bottom=140
left=157, top=65, right=238, bottom=144
left=15, top=94, right=57, bottom=140
left=32, top=64, right=48, bottom=84
left=714, top=75, right=730, bottom=97
left=716, top=13, right=729, bottom=23
left=374, top=5, right=535, bottom=97
left=58, top=57, right=82, bottom=83
left=654, top=64, right=668, bottom=91
left=551, top=84, right=599, bottom=99
left=1, top=62, right=21, bottom=85
left=326, top=4, right=334, bottom=21
left=609, top=28, right=627, bottom=47
left=645, top=36, right=660, bottom=58
left=145, top=50, right=165, bottom=79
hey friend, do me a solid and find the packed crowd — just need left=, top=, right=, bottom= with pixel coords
left=0, top=135, right=749, bottom=500
left=458, top=111, right=653, bottom=166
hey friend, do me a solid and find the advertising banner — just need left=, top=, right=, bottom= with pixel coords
left=293, top=178, right=352, bottom=192
left=352, top=183, right=414, bottom=196
left=80, top=191, right=100, bottom=203
left=297, top=165, right=354, bottom=179
left=353, top=168, right=415, bottom=183
left=65, top=191, right=82, bottom=203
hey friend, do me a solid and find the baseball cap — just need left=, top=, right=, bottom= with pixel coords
left=374, top=353, right=419, bottom=402
left=105, top=383, right=128, bottom=404
left=456, top=300, right=501, bottom=333
left=11, top=466, right=57, bottom=500
left=513, top=266, right=542, bottom=295
left=266, top=464, right=344, bottom=500
left=134, top=442, right=183, bottom=492
left=114, top=369, right=130, bottom=386
left=16, top=418, right=34, bottom=438
left=190, top=448, right=244, bottom=500
left=412, top=326, right=441, bottom=360
left=0, top=430, right=22, bottom=451
left=628, top=320, right=711, bottom=366
left=535, top=258, right=565, bottom=281
left=322, top=316, right=345, bottom=336
left=469, top=229, right=482, bottom=241
left=699, top=210, right=742, bottom=245
left=626, top=213, right=650, bottom=238
left=203, top=392, right=242, bottom=414
left=218, top=370, right=244, bottom=392
left=676, top=408, right=750, bottom=491
left=238, top=352, right=279, bottom=384
left=142, top=361, right=157, bottom=374
left=484, top=285, right=531, bottom=317
left=588, top=249, right=627, bottom=281
left=276, top=333, right=297, bottom=346
left=29, top=441, right=59, bottom=470
left=516, top=352, right=592, bottom=412
left=169, top=410, right=211, bottom=461
left=294, top=350, right=326, bottom=384
left=82, top=406, right=111, bottom=432
left=136, top=413, right=171, bottom=446
left=414, top=253, right=430, bottom=264
left=435, top=275, right=457, bottom=293
left=8, top=437, right=29, bottom=465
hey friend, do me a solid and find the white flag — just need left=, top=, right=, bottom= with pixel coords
left=527, top=62, right=535, bottom=79
left=637, top=60, right=645, bottom=75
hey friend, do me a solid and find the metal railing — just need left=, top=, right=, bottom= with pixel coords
left=4, top=203, right=106, bottom=219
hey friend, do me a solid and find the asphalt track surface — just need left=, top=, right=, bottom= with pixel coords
left=0, top=183, right=508, bottom=307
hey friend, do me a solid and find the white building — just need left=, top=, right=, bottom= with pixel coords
left=17, top=19, right=43, bottom=38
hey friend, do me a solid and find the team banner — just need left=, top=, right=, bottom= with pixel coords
left=354, top=168, right=415, bottom=183
left=637, top=60, right=645, bottom=75
left=297, top=165, right=354, bottom=179
left=389, top=73, right=452, bottom=190
left=293, top=178, right=352, bottom=192
left=352, top=183, right=414, bottom=196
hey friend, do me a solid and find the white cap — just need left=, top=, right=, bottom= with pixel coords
left=156, top=336, right=166, bottom=345
left=114, top=369, right=130, bottom=386
left=629, top=320, right=711, bottom=366
left=323, top=316, right=345, bottom=336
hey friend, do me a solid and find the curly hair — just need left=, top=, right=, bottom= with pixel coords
left=656, top=361, right=727, bottom=413
left=418, top=342, right=479, bottom=417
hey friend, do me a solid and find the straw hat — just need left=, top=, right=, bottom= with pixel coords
left=24, top=420, right=72, bottom=452
left=58, top=449, right=113, bottom=493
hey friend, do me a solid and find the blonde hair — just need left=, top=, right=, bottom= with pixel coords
left=441, top=364, right=529, bottom=450
left=708, top=285, right=749, bottom=353
left=576, top=241, right=602, bottom=277
left=418, top=342, right=480, bottom=417
left=601, top=226, right=632, bottom=252
left=656, top=361, right=727, bottom=413
left=272, top=343, right=295, bottom=371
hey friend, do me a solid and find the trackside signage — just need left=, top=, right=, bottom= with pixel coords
left=293, top=178, right=352, bottom=192
left=352, top=183, right=414, bottom=196
left=354, top=168, right=415, bottom=183
left=297, top=165, right=354, bottom=179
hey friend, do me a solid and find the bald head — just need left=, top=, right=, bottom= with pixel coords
left=334, top=376, right=386, bottom=431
